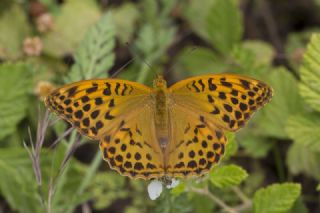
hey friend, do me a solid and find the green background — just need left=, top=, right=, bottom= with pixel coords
left=0, top=0, right=319, bottom=212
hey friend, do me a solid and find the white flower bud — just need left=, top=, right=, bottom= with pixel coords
left=148, top=180, right=163, bottom=200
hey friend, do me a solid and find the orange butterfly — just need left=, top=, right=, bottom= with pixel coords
left=45, top=74, right=273, bottom=180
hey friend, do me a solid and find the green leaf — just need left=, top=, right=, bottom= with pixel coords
left=0, top=148, right=42, bottom=213
left=0, top=4, right=31, bottom=59
left=42, top=0, right=101, bottom=57
left=254, top=68, right=303, bottom=138
left=224, top=133, right=238, bottom=160
left=171, top=182, right=186, bottom=196
left=239, top=134, right=273, bottom=158
left=286, top=114, right=320, bottom=151
left=192, top=195, right=214, bottom=213
left=174, top=47, right=226, bottom=78
left=209, top=165, right=248, bottom=188
left=206, top=0, right=243, bottom=54
left=134, top=24, right=176, bottom=83
left=111, top=3, right=139, bottom=43
left=288, top=198, right=308, bottom=213
left=299, top=33, right=320, bottom=112
left=46, top=142, right=97, bottom=212
left=253, top=183, right=301, bottom=213
left=154, top=193, right=192, bottom=213
left=134, top=0, right=176, bottom=64
left=0, top=63, right=33, bottom=140
left=0, top=145, right=96, bottom=213
left=181, top=0, right=216, bottom=40
left=286, top=143, right=320, bottom=180
left=317, top=184, right=320, bottom=191
left=241, top=41, right=275, bottom=66
left=65, top=13, right=115, bottom=82
left=135, top=24, right=176, bottom=63
left=38, top=0, right=60, bottom=13
left=140, top=0, right=158, bottom=23
left=229, top=43, right=270, bottom=78
left=285, top=29, right=319, bottom=70
left=90, top=171, right=127, bottom=209
left=243, top=171, right=265, bottom=195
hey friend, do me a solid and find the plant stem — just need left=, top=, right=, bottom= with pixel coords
left=189, top=186, right=237, bottom=213
left=136, top=63, right=150, bottom=83
left=65, top=150, right=102, bottom=213
left=273, top=144, right=285, bottom=182
left=77, top=150, right=102, bottom=195
left=231, top=187, right=252, bottom=211
left=48, top=130, right=77, bottom=213
left=232, top=187, right=251, bottom=204
left=258, top=0, right=283, bottom=54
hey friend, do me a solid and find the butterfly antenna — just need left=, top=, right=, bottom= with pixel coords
left=109, top=57, right=136, bottom=78
left=163, top=46, right=198, bottom=77
left=124, top=42, right=157, bottom=78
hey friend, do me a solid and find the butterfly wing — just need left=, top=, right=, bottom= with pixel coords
left=164, top=73, right=273, bottom=177
left=45, top=79, right=165, bottom=179
left=45, top=79, right=152, bottom=139
left=99, top=100, right=165, bottom=179
left=165, top=103, right=226, bottom=178
left=168, top=74, right=273, bottom=131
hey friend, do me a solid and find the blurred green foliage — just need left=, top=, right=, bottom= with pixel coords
left=253, top=183, right=301, bottom=213
left=0, top=63, right=34, bottom=141
left=0, top=0, right=320, bottom=212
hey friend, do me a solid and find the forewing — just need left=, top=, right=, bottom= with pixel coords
left=169, top=74, right=273, bottom=131
left=165, top=103, right=226, bottom=178
left=44, top=79, right=151, bottom=139
left=45, top=79, right=164, bottom=179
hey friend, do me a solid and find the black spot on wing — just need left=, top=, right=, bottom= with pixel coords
left=103, top=83, right=111, bottom=95
left=108, top=99, right=115, bottom=108
left=197, top=79, right=205, bottom=91
left=67, top=86, right=78, bottom=97
left=105, top=111, right=115, bottom=120
left=208, top=78, right=217, bottom=91
left=191, top=81, right=200, bottom=92
left=115, top=83, right=121, bottom=95
left=121, top=83, right=128, bottom=96
left=86, top=86, right=98, bottom=94
left=95, top=98, right=103, bottom=105
left=221, top=81, right=232, bottom=88
left=240, top=79, right=250, bottom=89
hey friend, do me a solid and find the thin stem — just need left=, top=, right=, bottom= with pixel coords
left=49, top=127, right=74, bottom=149
left=188, top=187, right=237, bottom=213
left=77, top=151, right=102, bottom=194
left=273, top=143, right=285, bottom=182
left=232, top=187, right=251, bottom=204
left=258, top=0, right=283, bottom=54
left=47, top=179, right=54, bottom=213
left=81, top=203, right=91, bottom=213
left=25, top=109, right=50, bottom=212
left=231, top=187, right=252, bottom=211
left=65, top=150, right=102, bottom=213
left=47, top=130, right=77, bottom=213
left=85, top=48, right=97, bottom=80
left=136, top=63, right=151, bottom=83
left=233, top=202, right=252, bottom=212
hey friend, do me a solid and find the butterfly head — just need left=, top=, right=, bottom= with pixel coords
left=153, top=74, right=167, bottom=89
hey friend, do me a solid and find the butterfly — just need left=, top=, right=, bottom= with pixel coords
left=44, top=73, right=273, bottom=180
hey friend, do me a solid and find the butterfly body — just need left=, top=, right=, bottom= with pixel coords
left=45, top=73, right=273, bottom=180
left=153, top=75, right=170, bottom=149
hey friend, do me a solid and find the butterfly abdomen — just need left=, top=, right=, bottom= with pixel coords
left=153, top=76, right=169, bottom=149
